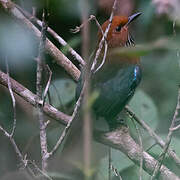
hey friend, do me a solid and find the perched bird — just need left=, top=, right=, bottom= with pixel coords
left=56, top=13, right=142, bottom=179
left=76, top=12, right=142, bottom=129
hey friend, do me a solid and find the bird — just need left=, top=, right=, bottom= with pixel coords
left=76, top=12, right=142, bottom=129
left=56, top=13, right=142, bottom=179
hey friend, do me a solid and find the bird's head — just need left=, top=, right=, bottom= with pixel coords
left=98, top=12, right=141, bottom=48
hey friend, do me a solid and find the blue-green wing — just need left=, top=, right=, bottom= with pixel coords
left=92, top=65, right=141, bottom=119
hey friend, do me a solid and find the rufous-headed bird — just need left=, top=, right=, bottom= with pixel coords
left=76, top=12, right=142, bottom=129
left=58, top=13, right=142, bottom=178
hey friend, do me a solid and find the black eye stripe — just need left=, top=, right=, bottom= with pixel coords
left=115, top=25, right=122, bottom=32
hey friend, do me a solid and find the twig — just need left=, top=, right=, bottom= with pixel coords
left=14, top=3, right=85, bottom=66
left=29, top=160, right=53, bottom=180
left=169, top=124, right=180, bottom=131
left=111, top=164, right=122, bottom=180
left=71, top=14, right=104, bottom=43
left=0, top=125, right=37, bottom=179
left=125, top=106, right=180, bottom=168
left=0, top=0, right=80, bottom=81
left=91, top=0, right=117, bottom=73
left=43, top=65, right=52, bottom=106
left=151, top=86, right=180, bottom=180
left=108, top=148, right=112, bottom=180
left=36, top=9, right=48, bottom=172
left=48, top=85, right=84, bottom=157
left=5, top=59, right=16, bottom=137
left=94, top=126, right=180, bottom=180
left=130, top=117, right=143, bottom=180
left=0, top=125, right=28, bottom=168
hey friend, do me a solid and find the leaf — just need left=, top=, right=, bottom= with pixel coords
left=97, top=149, right=134, bottom=180
left=147, top=135, right=180, bottom=176
left=109, top=37, right=180, bottom=57
left=127, top=90, right=159, bottom=148
left=47, top=79, right=76, bottom=108
left=97, top=149, right=151, bottom=180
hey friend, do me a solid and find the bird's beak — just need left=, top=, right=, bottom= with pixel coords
left=126, top=12, right=142, bottom=26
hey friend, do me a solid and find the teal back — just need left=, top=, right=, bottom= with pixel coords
left=76, top=64, right=141, bottom=121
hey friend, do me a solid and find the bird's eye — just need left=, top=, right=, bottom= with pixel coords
left=115, top=25, right=122, bottom=32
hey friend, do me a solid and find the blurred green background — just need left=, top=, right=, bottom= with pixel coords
left=0, top=0, right=180, bottom=179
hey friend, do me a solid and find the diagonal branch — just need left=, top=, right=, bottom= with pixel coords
left=14, top=4, right=86, bottom=67
left=0, top=0, right=80, bottom=81
left=36, top=9, right=48, bottom=172
left=0, top=70, right=71, bottom=125
left=94, top=126, right=180, bottom=180
left=125, top=106, right=180, bottom=168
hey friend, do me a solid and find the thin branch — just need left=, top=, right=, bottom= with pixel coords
left=0, top=123, right=36, bottom=179
left=28, top=160, right=53, bottom=180
left=125, top=106, right=180, bottom=168
left=91, top=0, right=117, bottom=73
left=108, top=148, right=112, bottom=180
left=14, top=3, right=85, bottom=66
left=94, top=126, right=180, bottom=180
left=170, top=124, right=180, bottom=131
left=43, top=65, right=52, bottom=106
left=36, top=9, right=49, bottom=172
left=48, top=85, right=84, bottom=157
left=0, top=125, right=27, bottom=167
left=0, top=70, right=71, bottom=125
left=5, top=59, right=17, bottom=137
left=111, top=164, right=122, bottom=180
left=151, top=86, right=180, bottom=179
left=0, top=0, right=80, bottom=81
left=130, top=117, right=143, bottom=180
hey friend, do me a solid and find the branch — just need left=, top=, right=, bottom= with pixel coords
left=125, top=106, right=180, bottom=168
left=0, top=0, right=80, bottom=81
left=48, top=85, right=84, bottom=157
left=94, top=126, right=180, bottom=180
left=151, top=86, right=180, bottom=179
left=6, top=59, right=17, bottom=137
left=36, top=9, right=48, bottom=172
left=0, top=70, right=71, bottom=125
left=14, top=4, right=86, bottom=66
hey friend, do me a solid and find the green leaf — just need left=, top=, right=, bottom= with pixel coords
left=97, top=149, right=134, bottom=180
left=47, top=79, right=76, bottom=108
left=147, top=135, right=180, bottom=176
left=109, top=37, right=180, bottom=57
left=127, top=90, right=159, bottom=148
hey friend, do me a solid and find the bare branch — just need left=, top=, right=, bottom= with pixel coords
left=14, top=4, right=85, bottom=66
left=43, top=65, right=52, bottom=106
left=5, top=60, right=17, bottom=137
left=28, top=160, right=53, bottom=180
left=94, top=126, right=180, bottom=180
left=0, top=0, right=80, bottom=81
left=36, top=9, right=48, bottom=172
left=125, top=106, right=180, bottom=168
left=91, top=0, right=117, bottom=73
left=0, top=70, right=71, bottom=125
left=48, top=85, right=84, bottom=157
left=131, top=117, right=143, bottom=180
left=0, top=122, right=37, bottom=178
left=111, top=164, right=122, bottom=180
left=151, top=86, right=180, bottom=179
